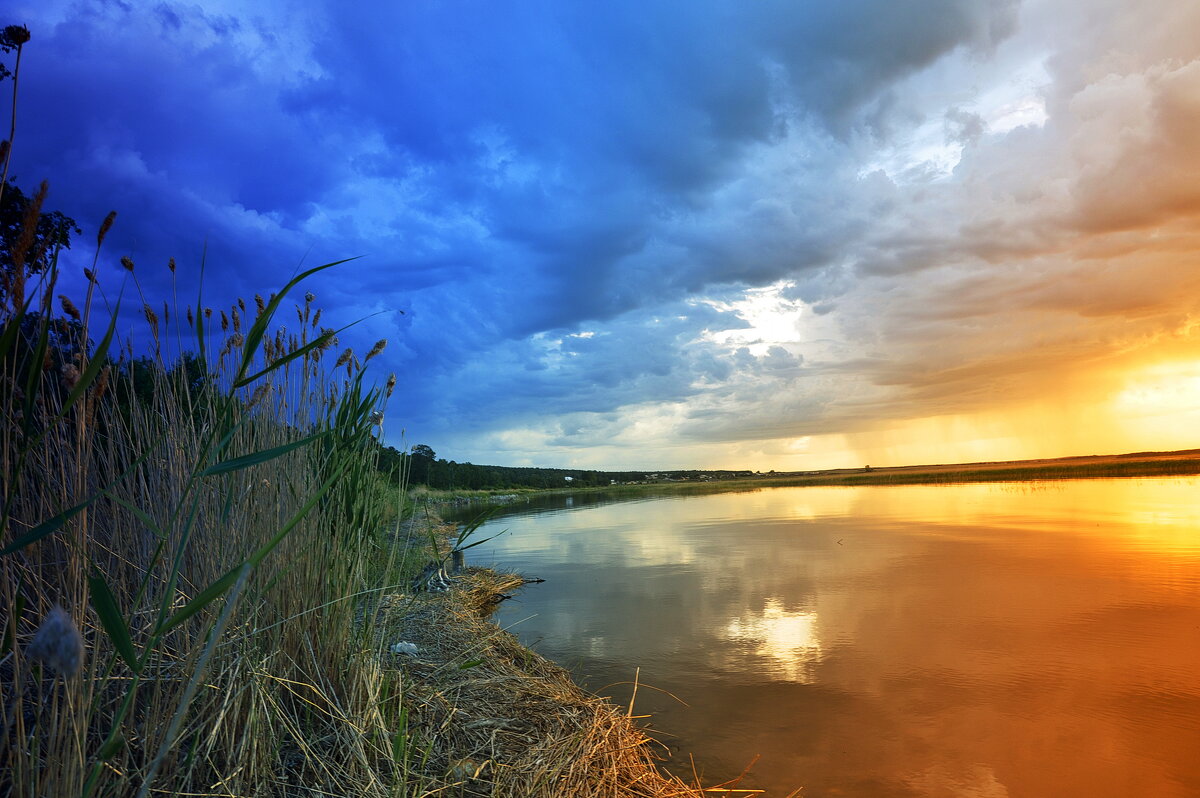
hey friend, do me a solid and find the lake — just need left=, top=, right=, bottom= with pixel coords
left=452, top=479, right=1200, bottom=797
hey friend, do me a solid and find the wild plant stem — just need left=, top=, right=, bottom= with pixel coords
left=0, top=35, right=21, bottom=207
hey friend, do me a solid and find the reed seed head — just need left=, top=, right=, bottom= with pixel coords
left=335, top=348, right=353, bottom=368
left=12, top=181, right=48, bottom=280
left=61, top=363, right=80, bottom=390
left=167, top=256, right=176, bottom=273
left=26, top=605, right=84, bottom=677
left=84, top=267, right=97, bottom=283
left=386, top=373, right=396, bottom=398
left=254, top=294, right=266, bottom=316
left=232, top=308, right=241, bottom=333
left=365, top=339, right=387, bottom=362
left=312, top=308, right=322, bottom=328
left=186, top=307, right=194, bottom=325
left=305, top=291, right=315, bottom=304
left=120, top=256, right=135, bottom=272
left=94, top=365, right=111, bottom=400
left=220, top=310, right=229, bottom=331
left=59, top=295, right=81, bottom=321
left=247, top=382, right=271, bottom=409
left=97, top=211, right=117, bottom=247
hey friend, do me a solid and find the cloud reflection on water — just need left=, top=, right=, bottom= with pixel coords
left=473, top=480, right=1200, bottom=796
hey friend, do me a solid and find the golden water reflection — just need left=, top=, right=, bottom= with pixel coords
left=472, top=479, right=1200, bottom=797
left=722, top=597, right=821, bottom=683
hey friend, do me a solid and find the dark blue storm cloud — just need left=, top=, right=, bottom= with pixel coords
left=3, top=0, right=1083, bottom=466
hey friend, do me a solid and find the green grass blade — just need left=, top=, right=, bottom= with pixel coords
left=234, top=258, right=357, bottom=386
left=201, top=430, right=330, bottom=476
left=1, top=430, right=163, bottom=555
left=0, top=293, right=32, bottom=362
left=87, top=569, right=140, bottom=673
left=107, top=495, right=164, bottom=539
left=454, top=529, right=506, bottom=552
left=21, top=305, right=53, bottom=432
left=157, top=564, right=243, bottom=636
left=160, top=459, right=349, bottom=635
left=232, top=329, right=333, bottom=389
left=246, top=459, right=349, bottom=568
left=2, top=591, right=26, bottom=657
left=1, top=502, right=89, bottom=555
left=60, top=303, right=119, bottom=415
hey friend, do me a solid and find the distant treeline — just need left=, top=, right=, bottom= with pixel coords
left=373, top=443, right=757, bottom=490
left=374, top=443, right=646, bottom=489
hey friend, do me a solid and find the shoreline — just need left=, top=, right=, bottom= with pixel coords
left=384, top=514, right=709, bottom=796
left=412, top=448, right=1200, bottom=508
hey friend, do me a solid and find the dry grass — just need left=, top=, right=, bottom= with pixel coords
left=376, top=566, right=706, bottom=798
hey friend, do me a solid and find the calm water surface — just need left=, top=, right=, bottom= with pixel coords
left=457, top=480, right=1200, bottom=797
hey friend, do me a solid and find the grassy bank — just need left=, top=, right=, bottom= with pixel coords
left=0, top=236, right=711, bottom=795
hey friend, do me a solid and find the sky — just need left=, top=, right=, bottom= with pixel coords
left=6, top=0, right=1200, bottom=470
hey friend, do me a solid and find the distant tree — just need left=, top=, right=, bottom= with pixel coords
left=0, top=179, right=80, bottom=303
left=1, top=25, right=81, bottom=305
left=406, top=444, right=436, bottom=485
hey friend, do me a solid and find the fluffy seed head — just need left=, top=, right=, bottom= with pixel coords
left=26, top=605, right=84, bottom=677
left=386, top=373, right=397, bottom=398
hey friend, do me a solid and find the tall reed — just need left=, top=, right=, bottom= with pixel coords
left=0, top=235, right=419, bottom=796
